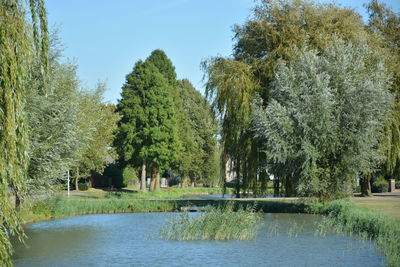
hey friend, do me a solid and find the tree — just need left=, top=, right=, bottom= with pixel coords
left=26, top=60, right=81, bottom=194
left=178, top=79, right=219, bottom=187
left=115, top=56, right=180, bottom=191
left=68, top=84, right=119, bottom=190
left=0, top=0, right=48, bottom=265
left=252, top=38, right=392, bottom=201
left=366, top=0, right=400, bottom=187
left=203, top=0, right=372, bottom=197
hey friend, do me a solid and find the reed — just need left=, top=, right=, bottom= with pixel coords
left=313, top=200, right=400, bottom=267
left=160, top=203, right=262, bottom=241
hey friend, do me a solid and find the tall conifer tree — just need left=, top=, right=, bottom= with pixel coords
left=115, top=55, right=180, bottom=191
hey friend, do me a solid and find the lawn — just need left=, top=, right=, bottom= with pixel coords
left=353, top=198, right=400, bottom=221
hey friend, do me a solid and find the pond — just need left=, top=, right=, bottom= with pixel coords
left=12, top=213, right=385, bottom=267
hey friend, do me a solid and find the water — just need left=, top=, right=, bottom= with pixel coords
left=12, top=213, right=385, bottom=267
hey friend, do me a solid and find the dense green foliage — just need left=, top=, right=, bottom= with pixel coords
left=372, top=176, right=389, bottom=193
left=178, top=79, right=220, bottom=187
left=115, top=50, right=219, bottom=190
left=252, top=38, right=392, bottom=200
left=115, top=56, right=181, bottom=190
left=160, top=204, right=262, bottom=240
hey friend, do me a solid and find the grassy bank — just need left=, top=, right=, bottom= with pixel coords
left=20, top=197, right=178, bottom=223
left=311, top=200, right=400, bottom=267
left=19, top=196, right=305, bottom=224
left=68, top=187, right=232, bottom=200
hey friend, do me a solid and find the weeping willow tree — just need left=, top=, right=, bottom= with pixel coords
left=203, top=59, right=263, bottom=197
left=0, top=0, right=48, bottom=265
left=366, top=0, right=400, bottom=187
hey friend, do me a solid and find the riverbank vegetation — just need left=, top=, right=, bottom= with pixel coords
left=312, top=200, right=400, bottom=267
left=160, top=204, right=262, bottom=241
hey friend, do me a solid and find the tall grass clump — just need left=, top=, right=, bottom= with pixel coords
left=20, top=196, right=179, bottom=223
left=314, top=200, right=400, bottom=267
left=160, top=203, right=262, bottom=241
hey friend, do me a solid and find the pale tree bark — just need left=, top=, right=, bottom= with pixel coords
left=149, top=167, right=156, bottom=191
left=189, top=171, right=195, bottom=188
left=155, top=171, right=160, bottom=191
left=75, top=167, right=80, bottom=191
left=140, top=160, right=147, bottom=191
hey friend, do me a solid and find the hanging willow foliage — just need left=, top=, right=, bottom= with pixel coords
left=0, top=0, right=48, bottom=265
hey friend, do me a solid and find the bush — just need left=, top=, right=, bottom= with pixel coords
left=396, top=180, right=400, bottom=189
left=372, top=176, right=389, bottom=193
left=78, top=182, right=88, bottom=191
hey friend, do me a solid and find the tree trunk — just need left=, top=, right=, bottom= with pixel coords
left=149, top=167, right=156, bottom=191
left=15, top=191, right=21, bottom=210
left=360, top=176, right=372, bottom=197
left=155, top=171, right=160, bottom=191
left=284, top=176, right=294, bottom=197
left=273, top=177, right=280, bottom=197
left=189, top=171, right=195, bottom=188
left=235, top=159, right=241, bottom=198
left=75, top=167, right=80, bottom=191
left=140, top=160, right=147, bottom=191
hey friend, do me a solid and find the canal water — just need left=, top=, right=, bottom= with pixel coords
left=12, top=213, right=385, bottom=267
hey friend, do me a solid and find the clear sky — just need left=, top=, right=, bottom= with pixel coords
left=45, top=0, right=399, bottom=104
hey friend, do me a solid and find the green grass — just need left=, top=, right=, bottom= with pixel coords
left=68, top=187, right=231, bottom=201
left=311, top=200, right=400, bottom=267
left=160, top=203, right=262, bottom=241
left=353, top=199, right=400, bottom=221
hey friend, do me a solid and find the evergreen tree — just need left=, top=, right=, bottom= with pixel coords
left=178, top=79, right=219, bottom=187
left=115, top=57, right=180, bottom=191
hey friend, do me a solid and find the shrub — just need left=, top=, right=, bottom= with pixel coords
left=396, top=180, right=400, bottom=189
left=372, top=176, right=389, bottom=193
left=78, top=182, right=88, bottom=191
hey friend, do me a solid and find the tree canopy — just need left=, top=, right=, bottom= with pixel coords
left=252, top=38, right=392, bottom=200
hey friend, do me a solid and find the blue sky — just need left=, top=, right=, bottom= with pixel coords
left=45, top=0, right=399, bottom=104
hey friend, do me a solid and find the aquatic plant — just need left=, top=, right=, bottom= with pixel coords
left=159, top=203, right=262, bottom=241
